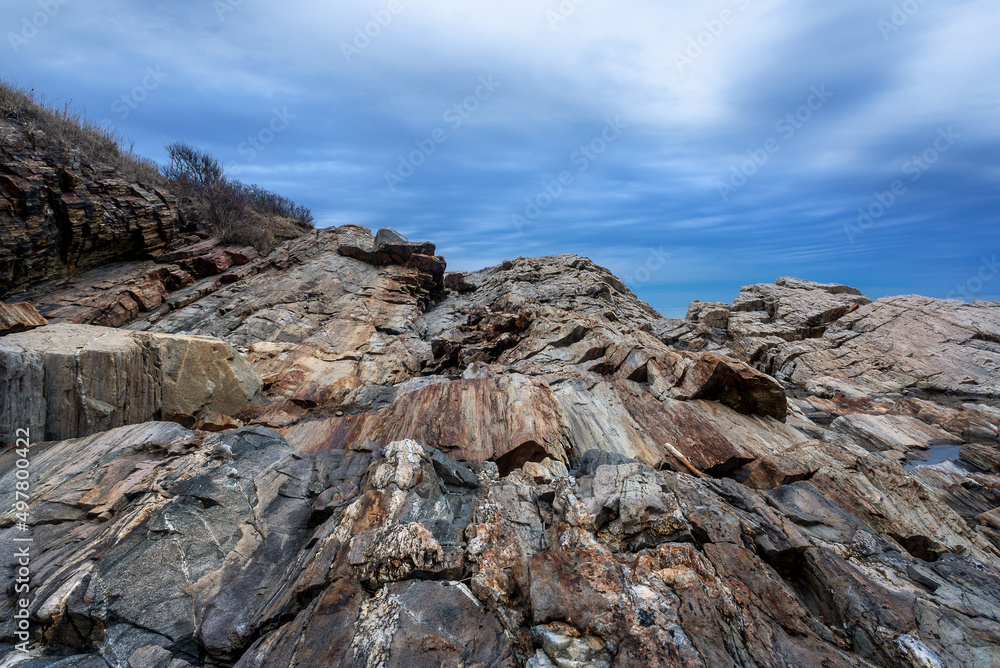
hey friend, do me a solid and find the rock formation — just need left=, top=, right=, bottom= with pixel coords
left=0, top=119, right=178, bottom=296
left=2, top=231, right=1000, bottom=667
left=0, top=323, right=262, bottom=442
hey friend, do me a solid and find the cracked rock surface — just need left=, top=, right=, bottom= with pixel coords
left=2, top=231, right=1000, bottom=666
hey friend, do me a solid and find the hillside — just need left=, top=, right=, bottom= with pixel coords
left=0, top=80, right=312, bottom=297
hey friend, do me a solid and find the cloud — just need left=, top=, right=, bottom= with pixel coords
left=3, top=0, right=999, bottom=313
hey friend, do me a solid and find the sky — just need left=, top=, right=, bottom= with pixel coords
left=3, top=0, right=999, bottom=316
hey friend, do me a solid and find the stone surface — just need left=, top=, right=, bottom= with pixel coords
left=685, top=300, right=730, bottom=329
left=3, top=428, right=999, bottom=667
left=0, top=119, right=178, bottom=295
left=0, top=301, right=46, bottom=334
left=5, top=208, right=1000, bottom=666
left=0, top=323, right=261, bottom=441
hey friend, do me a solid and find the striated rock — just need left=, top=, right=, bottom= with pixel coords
left=773, top=295, right=1000, bottom=397
left=7, top=210, right=1000, bottom=667
left=0, top=119, right=178, bottom=295
left=831, top=413, right=963, bottom=452
left=5, top=430, right=999, bottom=667
left=0, top=300, right=46, bottom=334
left=0, top=323, right=261, bottom=441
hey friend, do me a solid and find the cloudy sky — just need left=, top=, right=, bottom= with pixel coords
left=4, top=0, right=999, bottom=315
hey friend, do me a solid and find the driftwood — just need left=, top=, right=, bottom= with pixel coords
left=662, top=442, right=707, bottom=479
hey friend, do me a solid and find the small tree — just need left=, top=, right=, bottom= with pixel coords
left=163, top=142, right=224, bottom=197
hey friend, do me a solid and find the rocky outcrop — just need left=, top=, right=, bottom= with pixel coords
left=772, top=295, right=1000, bottom=397
left=0, top=323, right=262, bottom=441
left=0, top=120, right=178, bottom=296
left=4, top=220, right=1000, bottom=667
left=725, top=276, right=871, bottom=343
left=687, top=278, right=1000, bottom=399
left=3, top=427, right=998, bottom=667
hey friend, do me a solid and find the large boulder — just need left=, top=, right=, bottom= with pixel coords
left=0, top=323, right=261, bottom=442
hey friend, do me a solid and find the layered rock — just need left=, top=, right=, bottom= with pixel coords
left=0, top=323, right=262, bottom=441
left=0, top=301, right=46, bottom=334
left=688, top=278, right=1000, bottom=399
left=773, top=296, right=1000, bottom=397
left=4, top=222, right=1000, bottom=666
left=3, top=427, right=998, bottom=667
left=0, top=120, right=178, bottom=295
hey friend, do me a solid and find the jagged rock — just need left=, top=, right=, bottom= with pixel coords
left=0, top=301, right=46, bottom=334
left=725, top=277, right=872, bottom=343
left=685, top=300, right=730, bottom=329
left=0, top=323, right=261, bottom=441
left=773, top=295, right=1000, bottom=396
left=0, top=120, right=177, bottom=295
left=6, top=195, right=1000, bottom=667
left=4, top=422, right=1000, bottom=666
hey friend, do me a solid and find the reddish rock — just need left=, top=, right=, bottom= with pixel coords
left=124, top=279, right=169, bottom=311
left=0, top=301, right=47, bottom=334
left=191, top=251, right=234, bottom=277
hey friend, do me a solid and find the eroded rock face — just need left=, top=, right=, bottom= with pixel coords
left=0, top=120, right=178, bottom=296
left=0, top=323, right=261, bottom=440
left=5, top=224, right=1000, bottom=667
left=3, top=430, right=998, bottom=667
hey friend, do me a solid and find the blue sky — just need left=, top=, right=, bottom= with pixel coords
left=4, top=0, right=999, bottom=316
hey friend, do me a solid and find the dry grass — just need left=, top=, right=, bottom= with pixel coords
left=0, top=77, right=166, bottom=187
left=0, top=80, right=314, bottom=255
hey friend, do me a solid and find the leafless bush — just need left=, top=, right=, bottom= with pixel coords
left=163, top=142, right=313, bottom=253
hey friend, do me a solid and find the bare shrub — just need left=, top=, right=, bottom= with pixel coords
left=163, top=142, right=313, bottom=254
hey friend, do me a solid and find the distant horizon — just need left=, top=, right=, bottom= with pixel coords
left=3, top=0, right=998, bottom=317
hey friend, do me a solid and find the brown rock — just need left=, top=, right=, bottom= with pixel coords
left=0, top=300, right=47, bottom=334
left=0, top=120, right=177, bottom=294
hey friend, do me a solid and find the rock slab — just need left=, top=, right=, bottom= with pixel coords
left=0, top=323, right=261, bottom=442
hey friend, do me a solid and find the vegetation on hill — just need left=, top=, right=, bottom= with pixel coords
left=0, top=77, right=165, bottom=185
left=1, top=78, right=314, bottom=254
left=163, top=141, right=314, bottom=253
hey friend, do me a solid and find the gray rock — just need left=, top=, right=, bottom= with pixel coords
left=374, top=227, right=408, bottom=249
left=0, top=324, right=261, bottom=441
